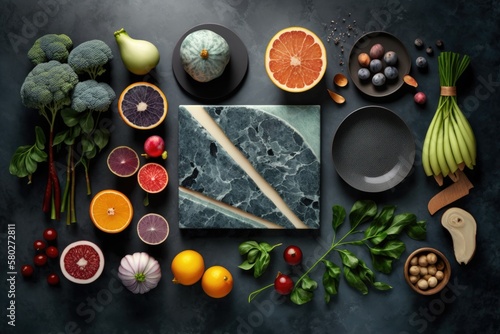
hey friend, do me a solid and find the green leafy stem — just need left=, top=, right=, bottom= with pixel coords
left=247, top=200, right=427, bottom=305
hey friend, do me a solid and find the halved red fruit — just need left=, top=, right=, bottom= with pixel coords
left=60, top=240, right=105, bottom=284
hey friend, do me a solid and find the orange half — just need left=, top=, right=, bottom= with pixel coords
left=265, top=26, right=327, bottom=93
left=89, top=189, right=133, bottom=233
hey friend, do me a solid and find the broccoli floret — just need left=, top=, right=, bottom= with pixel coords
left=20, top=60, right=79, bottom=119
left=68, top=40, right=113, bottom=80
left=27, top=34, right=73, bottom=65
left=71, top=80, right=116, bottom=112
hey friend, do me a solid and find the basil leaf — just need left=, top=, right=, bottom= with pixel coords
left=373, top=281, right=392, bottom=291
left=258, top=242, right=273, bottom=253
left=332, top=205, right=346, bottom=232
left=357, top=259, right=375, bottom=284
left=61, top=108, right=80, bottom=127
left=290, top=287, right=314, bottom=305
left=24, top=155, right=37, bottom=174
left=338, top=249, right=359, bottom=269
left=406, top=220, right=427, bottom=240
left=79, top=112, right=94, bottom=134
left=31, top=145, right=47, bottom=162
left=239, top=241, right=259, bottom=255
left=247, top=248, right=260, bottom=264
left=93, top=128, right=110, bottom=150
left=369, top=240, right=405, bottom=259
left=34, top=126, right=46, bottom=150
left=254, top=251, right=270, bottom=278
left=344, top=267, right=368, bottom=295
left=370, top=254, right=394, bottom=274
left=322, top=260, right=341, bottom=301
left=238, top=260, right=255, bottom=271
left=383, top=213, right=416, bottom=237
left=365, top=205, right=396, bottom=238
left=53, top=130, right=68, bottom=146
left=300, top=275, right=318, bottom=291
left=349, top=200, right=377, bottom=229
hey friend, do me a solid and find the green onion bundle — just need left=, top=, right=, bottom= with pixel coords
left=422, top=51, right=476, bottom=183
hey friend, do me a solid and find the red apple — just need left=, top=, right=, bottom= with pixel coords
left=143, top=135, right=167, bottom=159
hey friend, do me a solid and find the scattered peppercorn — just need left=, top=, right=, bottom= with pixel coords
left=435, top=39, right=444, bottom=49
left=426, top=46, right=434, bottom=55
left=414, top=38, right=424, bottom=49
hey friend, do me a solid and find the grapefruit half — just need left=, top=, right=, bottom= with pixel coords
left=137, top=163, right=169, bottom=193
left=107, top=146, right=140, bottom=177
left=265, top=26, right=327, bottom=92
left=137, top=213, right=170, bottom=245
left=60, top=240, right=105, bottom=284
left=118, top=82, right=168, bottom=130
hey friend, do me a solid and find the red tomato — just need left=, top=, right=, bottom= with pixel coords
left=33, top=240, right=47, bottom=251
left=45, top=246, right=59, bottom=259
left=43, top=228, right=58, bottom=241
left=47, top=273, right=60, bottom=286
left=21, top=264, right=34, bottom=277
left=274, top=273, right=294, bottom=295
left=283, top=245, right=303, bottom=266
left=34, top=254, right=48, bottom=266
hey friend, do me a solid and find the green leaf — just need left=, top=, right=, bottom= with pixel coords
left=238, top=260, right=255, bottom=271
left=383, top=213, right=417, bottom=237
left=258, top=242, right=273, bottom=253
left=79, top=112, right=94, bottom=134
left=364, top=205, right=396, bottom=238
left=24, top=155, right=37, bottom=174
left=34, top=126, right=46, bottom=150
left=369, top=240, right=405, bottom=259
left=357, top=259, right=375, bottom=284
left=300, top=276, right=318, bottom=291
left=247, top=248, right=260, bottom=264
left=322, top=260, right=341, bottom=301
left=81, top=137, right=95, bottom=154
left=349, top=200, right=377, bottom=229
left=53, top=130, right=68, bottom=146
left=93, top=128, right=110, bottom=150
left=373, top=281, right=392, bottom=291
left=290, top=286, right=314, bottom=305
left=239, top=241, right=259, bottom=255
left=406, top=220, right=427, bottom=240
left=332, top=205, right=346, bottom=231
left=253, top=251, right=270, bottom=278
left=31, top=146, right=47, bottom=162
left=370, top=254, right=394, bottom=274
left=344, top=267, right=368, bottom=295
left=61, top=108, right=80, bottom=127
left=338, top=249, right=359, bottom=269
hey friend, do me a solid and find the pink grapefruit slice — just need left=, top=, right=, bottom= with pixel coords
left=137, top=163, right=169, bottom=193
left=60, top=240, right=105, bottom=284
left=107, top=146, right=140, bottom=177
left=137, top=213, right=170, bottom=245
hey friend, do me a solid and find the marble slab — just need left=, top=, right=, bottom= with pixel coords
left=178, top=105, right=321, bottom=229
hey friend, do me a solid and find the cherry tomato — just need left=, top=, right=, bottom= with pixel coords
left=283, top=245, right=303, bottom=266
left=45, top=246, right=59, bottom=259
left=43, top=228, right=58, bottom=241
left=34, top=254, right=48, bottom=266
left=274, top=273, right=294, bottom=295
left=33, top=239, right=47, bottom=251
left=21, top=264, right=34, bottom=277
left=47, top=273, right=60, bottom=286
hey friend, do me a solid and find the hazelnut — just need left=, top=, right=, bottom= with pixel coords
left=428, top=265, right=437, bottom=276
left=427, top=253, right=438, bottom=265
left=419, top=266, right=428, bottom=276
left=409, top=275, right=419, bottom=284
left=428, top=277, right=438, bottom=288
left=417, top=279, right=429, bottom=290
left=409, top=266, right=420, bottom=276
left=435, top=271, right=444, bottom=281
left=418, top=255, right=428, bottom=267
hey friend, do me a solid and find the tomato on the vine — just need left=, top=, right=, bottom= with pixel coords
left=43, top=228, right=58, bottom=241
left=47, top=273, right=60, bottom=286
left=274, top=273, right=294, bottom=295
left=34, top=254, right=48, bottom=266
left=283, top=245, right=303, bottom=266
left=21, top=264, right=34, bottom=277
left=45, top=246, right=59, bottom=259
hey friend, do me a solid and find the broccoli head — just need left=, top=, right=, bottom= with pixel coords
left=27, top=34, right=73, bottom=65
left=71, top=80, right=116, bottom=112
left=20, top=60, right=79, bottom=115
left=68, top=40, right=113, bottom=80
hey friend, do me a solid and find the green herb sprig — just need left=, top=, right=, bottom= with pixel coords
left=238, top=241, right=282, bottom=278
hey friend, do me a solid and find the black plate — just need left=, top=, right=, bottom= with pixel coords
left=172, top=24, right=249, bottom=100
left=348, top=31, right=411, bottom=97
left=332, top=106, right=415, bottom=192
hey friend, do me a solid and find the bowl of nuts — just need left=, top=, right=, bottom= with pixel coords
left=404, top=247, right=451, bottom=295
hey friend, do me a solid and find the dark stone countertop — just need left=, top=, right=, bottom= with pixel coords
left=1, top=0, right=499, bottom=333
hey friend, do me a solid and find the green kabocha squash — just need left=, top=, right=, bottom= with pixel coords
left=180, top=29, right=230, bottom=82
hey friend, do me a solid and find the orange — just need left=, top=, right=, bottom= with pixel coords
left=265, top=26, right=327, bottom=93
left=89, top=189, right=133, bottom=233
left=171, top=250, right=205, bottom=286
left=118, top=82, right=168, bottom=130
left=201, top=265, right=233, bottom=298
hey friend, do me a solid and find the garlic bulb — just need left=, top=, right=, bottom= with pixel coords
left=118, top=252, right=161, bottom=294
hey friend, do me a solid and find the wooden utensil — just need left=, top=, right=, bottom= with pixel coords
left=428, top=170, right=473, bottom=215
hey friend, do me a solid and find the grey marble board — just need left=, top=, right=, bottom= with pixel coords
left=178, top=105, right=320, bottom=229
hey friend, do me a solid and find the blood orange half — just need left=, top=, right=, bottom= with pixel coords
left=89, top=189, right=134, bottom=233
left=265, top=26, right=327, bottom=93
left=137, top=163, right=169, bottom=193
left=60, top=240, right=105, bottom=284
left=118, top=82, right=168, bottom=130
left=137, top=213, right=170, bottom=245
left=107, top=146, right=140, bottom=177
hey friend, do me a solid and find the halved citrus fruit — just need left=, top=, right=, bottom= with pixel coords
left=107, top=146, right=140, bottom=177
left=89, top=189, right=134, bottom=233
left=137, top=163, right=169, bottom=193
left=265, top=26, right=327, bottom=93
left=60, top=240, right=105, bottom=284
left=201, top=265, right=234, bottom=298
left=137, top=213, right=169, bottom=245
left=118, top=82, right=168, bottom=130
left=171, top=250, right=205, bottom=286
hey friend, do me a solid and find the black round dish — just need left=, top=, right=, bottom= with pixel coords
left=348, top=31, right=411, bottom=98
left=331, top=106, right=415, bottom=192
left=172, top=24, right=249, bottom=100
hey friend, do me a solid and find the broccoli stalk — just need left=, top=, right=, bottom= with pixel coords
left=68, top=40, right=113, bottom=80
left=56, top=80, right=114, bottom=224
left=19, top=60, right=79, bottom=220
